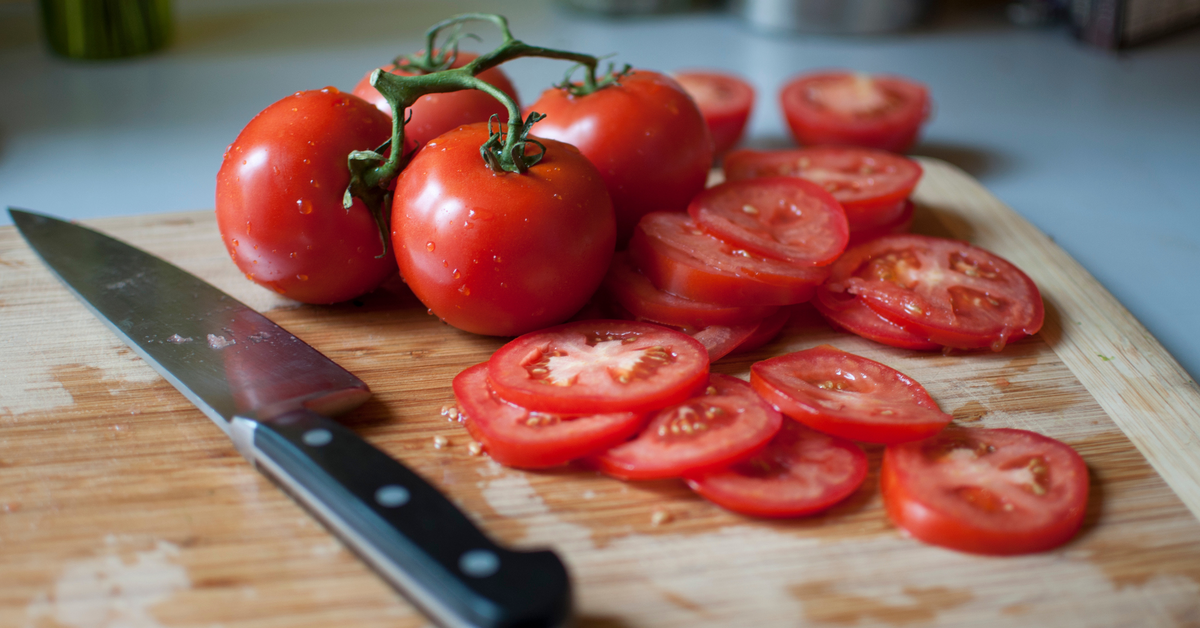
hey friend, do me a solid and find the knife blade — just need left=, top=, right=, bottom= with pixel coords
left=9, top=208, right=571, bottom=628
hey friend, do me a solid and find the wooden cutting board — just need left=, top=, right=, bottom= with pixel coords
left=3, top=159, right=1200, bottom=628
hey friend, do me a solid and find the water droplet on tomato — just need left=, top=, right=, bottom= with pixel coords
left=426, top=241, right=435, bottom=252
left=427, top=308, right=434, bottom=316
left=493, top=255, right=502, bottom=263
left=232, top=239, right=239, bottom=247
left=298, top=199, right=313, bottom=214
left=310, top=179, right=320, bottom=188
left=303, top=158, right=311, bottom=165
left=458, top=285, right=470, bottom=296
left=289, top=252, right=296, bottom=258
left=453, top=270, right=461, bottom=279
left=297, top=274, right=308, bottom=281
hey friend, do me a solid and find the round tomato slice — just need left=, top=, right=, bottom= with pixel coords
left=487, top=320, right=710, bottom=415
left=881, top=427, right=1089, bottom=555
left=813, top=287, right=939, bottom=351
left=826, top=234, right=1044, bottom=351
left=779, top=71, right=930, bottom=153
left=686, top=420, right=867, bottom=517
left=586, top=374, right=783, bottom=480
left=847, top=199, right=914, bottom=246
left=731, top=306, right=792, bottom=355
left=751, top=345, right=951, bottom=443
left=630, top=212, right=829, bottom=307
left=687, top=177, right=848, bottom=266
left=603, top=251, right=779, bottom=328
left=453, top=364, right=647, bottom=468
left=724, top=146, right=922, bottom=231
left=673, top=70, right=755, bottom=155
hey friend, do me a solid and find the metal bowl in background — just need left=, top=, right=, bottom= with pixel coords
left=734, top=0, right=936, bottom=34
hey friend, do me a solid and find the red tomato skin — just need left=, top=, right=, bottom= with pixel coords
left=730, top=306, right=793, bottom=355
left=882, top=428, right=1089, bottom=555
left=673, top=70, right=755, bottom=155
left=530, top=70, right=714, bottom=245
left=587, top=373, right=783, bottom=481
left=351, top=51, right=520, bottom=147
left=750, top=345, right=952, bottom=444
left=630, top=212, right=828, bottom=307
left=847, top=199, right=915, bottom=246
left=486, top=319, right=711, bottom=415
left=780, top=71, right=930, bottom=153
left=686, top=420, right=867, bottom=518
left=453, top=363, right=648, bottom=468
left=813, top=287, right=940, bottom=351
left=215, top=87, right=397, bottom=304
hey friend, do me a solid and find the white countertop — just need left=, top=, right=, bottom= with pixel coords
left=2, top=0, right=1198, bottom=381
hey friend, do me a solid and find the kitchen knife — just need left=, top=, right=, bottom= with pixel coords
left=9, top=208, right=571, bottom=628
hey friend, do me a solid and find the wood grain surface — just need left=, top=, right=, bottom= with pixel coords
left=3, top=159, right=1200, bottom=628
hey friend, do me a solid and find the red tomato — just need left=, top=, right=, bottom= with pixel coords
left=780, top=71, right=930, bottom=153
left=351, top=51, right=520, bottom=147
left=486, top=319, right=710, bottom=415
left=587, top=374, right=783, bottom=480
left=673, top=70, right=755, bottom=156
left=390, top=123, right=616, bottom=336
left=686, top=420, right=867, bottom=517
left=751, top=344, right=952, bottom=444
left=825, top=234, right=1044, bottom=351
left=724, top=146, right=922, bottom=231
left=603, top=252, right=779, bottom=328
left=730, top=306, right=792, bottom=355
left=813, top=286, right=940, bottom=351
left=453, top=363, right=647, bottom=468
left=602, top=299, right=764, bottom=363
left=530, top=70, right=714, bottom=245
left=629, top=212, right=829, bottom=306
left=687, top=177, right=848, bottom=266
left=882, top=428, right=1089, bottom=555
left=215, top=87, right=397, bottom=304
left=846, top=199, right=915, bottom=246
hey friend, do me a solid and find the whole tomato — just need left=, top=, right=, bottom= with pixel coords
left=391, top=122, right=616, bottom=336
left=529, top=70, right=714, bottom=245
left=215, top=87, right=399, bottom=304
left=352, top=51, right=520, bottom=147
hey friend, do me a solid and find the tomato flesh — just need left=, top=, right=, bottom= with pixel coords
left=826, top=234, right=1044, bottom=351
left=453, top=364, right=647, bottom=468
left=882, top=428, right=1089, bottom=555
left=587, top=374, right=783, bottom=480
left=687, top=177, right=848, bottom=266
left=630, top=212, right=829, bottom=307
left=352, top=51, right=520, bottom=147
left=487, top=320, right=710, bottom=415
left=673, top=70, right=755, bottom=156
left=751, top=345, right=952, bottom=443
left=779, top=71, right=930, bottom=153
left=686, top=420, right=867, bottom=517
left=724, top=146, right=922, bottom=231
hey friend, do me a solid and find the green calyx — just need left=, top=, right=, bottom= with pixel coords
left=342, top=13, right=611, bottom=256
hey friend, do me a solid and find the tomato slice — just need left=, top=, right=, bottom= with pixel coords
left=630, top=212, right=829, bottom=307
left=453, top=364, right=647, bottom=468
left=603, top=300, right=762, bottom=363
left=813, top=287, right=940, bottom=351
left=730, top=306, right=792, bottom=355
left=826, top=234, right=1044, bottom=351
left=603, top=251, right=779, bottom=328
left=673, top=70, right=755, bottom=155
left=686, top=420, right=867, bottom=517
left=846, top=199, right=915, bottom=246
left=486, top=320, right=710, bottom=415
left=586, top=374, right=783, bottom=480
left=779, top=71, right=930, bottom=153
left=724, top=146, right=922, bottom=231
left=751, top=345, right=952, bottom=443
left=881, top=428, right=1089, bottom=555
left=687, top=177, right=848, bottom=266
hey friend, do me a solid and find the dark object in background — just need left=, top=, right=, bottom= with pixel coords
left=39, top=0, right=172, bottom=59
left=734, top=0, right=936, bottom=33
left=1070, top=0, right=1200, bottom=47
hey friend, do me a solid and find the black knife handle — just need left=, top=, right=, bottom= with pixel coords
left=243, top=408, right=571, bottom=628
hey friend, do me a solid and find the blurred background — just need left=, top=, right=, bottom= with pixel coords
left=1, top=0, right=1198, bottom=379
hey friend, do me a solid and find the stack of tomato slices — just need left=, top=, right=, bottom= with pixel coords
left=724, top=145, right=922, bottom=246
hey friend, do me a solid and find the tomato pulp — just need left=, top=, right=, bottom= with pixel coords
left=779, top=71, right=930, bottom=153
left=391, top=123, right=616, bottom=337
left=673, top=70, right=755, bottom=156
left=215, top=87, right=397, bottom=304
left=530, top=70, right=714, bottom=245
left=882, top=428, right=1089, bottom=555
left=352, top=51, right=520, bottom=147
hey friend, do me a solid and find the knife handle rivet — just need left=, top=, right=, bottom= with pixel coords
left=375, top=485, right=411, bottom=508
left=302, top=429, right=333, bottom=447
left=459, top=549, right=499, bottom=578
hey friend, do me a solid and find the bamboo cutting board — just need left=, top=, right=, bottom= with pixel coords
left=3, top=159, right=1200, bottom=628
